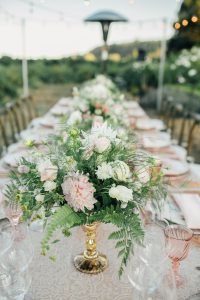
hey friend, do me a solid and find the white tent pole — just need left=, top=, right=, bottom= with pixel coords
left=157, top=18, right=167, bottom=111
left=21, top=18, right=29, bottom=97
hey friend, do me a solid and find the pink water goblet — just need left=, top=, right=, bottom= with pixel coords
left=5, top=202, right=23, bottom=228
left=164, top=225, right=193, bottom=287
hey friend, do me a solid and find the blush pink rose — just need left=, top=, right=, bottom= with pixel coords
left=37, top=159, right=58, bottom=182
left=92, top=116, right=104, bottom=128
left=102, top=106, right=109, bottom=114
left=95, top=102, right=102, bottom=109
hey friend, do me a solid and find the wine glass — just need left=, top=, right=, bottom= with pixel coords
left=0, top=223, right=33, bottom=300
left=127, top=222, right=177, bottom=300
left=0, top=268, right=31, bottom=300
left=4, top=201, right=23, bottom=228
left=164, top=224, right=193, bottom=287
left=1, top=223, right=34, bottom=273
left=0, top=218, right=14, bottom=257
left=127, top=243, right=177, bottom=299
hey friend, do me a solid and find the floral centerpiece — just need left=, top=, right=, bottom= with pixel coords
left=5, top=120, right=165, bottom=276
left=65, top=75, right=131, bottom=130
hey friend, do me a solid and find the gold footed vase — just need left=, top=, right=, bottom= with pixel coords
left=74, top=222, right=108, bottom=274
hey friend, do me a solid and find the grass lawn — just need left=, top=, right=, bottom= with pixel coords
left=165, top=84, right=200, bottom=97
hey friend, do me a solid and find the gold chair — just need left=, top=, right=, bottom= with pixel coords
left=0, top=112, right=9, bottom=155
left=22, top=95, right=38, bottom=122
left=170, top=103, right=184, bottom=140
left=187, top=113, right=200, bottom=157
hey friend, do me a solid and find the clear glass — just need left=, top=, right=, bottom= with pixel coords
left=0, top=223, right=33, bottom=300
left=0, top=219, right=14, bottom=257
left=127, top=224, right=177, bottom=300
left=164, top=224, right=193, bottom=287
left=1, top=223, right=34, bottom=273
left=0, top=269, right=31, bottom=300
left=187, top=294, right=200, bottom=300
left=127, top=245, right=177, bottom=299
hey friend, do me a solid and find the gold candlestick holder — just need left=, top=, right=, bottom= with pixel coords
left=74, top=222, right=108, bottom=274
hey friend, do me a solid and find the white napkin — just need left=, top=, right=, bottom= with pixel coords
left=172, top=193, right=200, bottom=229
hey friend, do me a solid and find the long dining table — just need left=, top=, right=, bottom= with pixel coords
left=1, top=97, right=200, bottom=300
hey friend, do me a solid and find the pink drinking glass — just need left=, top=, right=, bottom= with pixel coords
left=4, top=202, right=23, bottom=228
left=164, top=225, right=193, bottom=287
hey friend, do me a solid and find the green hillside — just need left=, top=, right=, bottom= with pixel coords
left=91, top=40, right=161, bottom=59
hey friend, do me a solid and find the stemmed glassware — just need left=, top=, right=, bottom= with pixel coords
left=127, top=222, right=177, bottom=299
left=0, top=218, right=14, bottom=257
left=4, top=200, right=23, bottom=228
left=0, top=222, right=33, bottom=300
left=164, top=224, right=193, bottom=287
left=0, top=191, right=33, bottom=299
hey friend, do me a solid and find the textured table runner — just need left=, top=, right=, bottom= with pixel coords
left=26, top=224, right=200, bottom=300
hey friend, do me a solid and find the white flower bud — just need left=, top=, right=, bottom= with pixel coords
left=43, top=181, right=56, bottom=192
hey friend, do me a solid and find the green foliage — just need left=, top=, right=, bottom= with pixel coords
left=88, top=205, right=144, bottom=277
left=41, top=204, right=84, bottom=255
left=168, top=0, right=200, bottom=52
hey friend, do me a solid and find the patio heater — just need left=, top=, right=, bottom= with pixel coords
left=84, top=10, right=128, bottom=73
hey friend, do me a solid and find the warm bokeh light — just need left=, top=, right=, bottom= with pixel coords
left=175, top=22, right=181, bottom=29
left=191, top=16, right=198, bottom=23
left=182, top=19, right=189, bottom=26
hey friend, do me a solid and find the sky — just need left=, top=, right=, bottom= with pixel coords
left=0, top=0, right=181, bottom=58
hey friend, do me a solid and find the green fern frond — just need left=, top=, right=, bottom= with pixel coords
left=41, top=205, right=82, bottom=255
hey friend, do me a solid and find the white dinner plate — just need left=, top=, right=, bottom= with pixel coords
left=128, top=109, right=145, bottom=118
left=3, top=150, right=32, bottom=168
left=50, top=106, right=69, bottom=116
left=136, top=119, right=165, bottom=131
left=124, top=101, right=139, bottom=109
left=142, top=136, right=171, bottom=149
left=161, top=158, right=189, bottom=177
left=58, top=97, right=73, bottom=106
left=20, top=128, right=54, bottom=144
left=39, top=116, right=59, bottom=128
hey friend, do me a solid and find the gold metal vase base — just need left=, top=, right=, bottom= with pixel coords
left=74, top=223, right=108, bottom=274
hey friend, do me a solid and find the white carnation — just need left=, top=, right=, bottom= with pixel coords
left=18, top=165, right=30, bottom=174
left=188, top=69, right=197, bottom=77
left=67, top=111, right=82, bottom=126
left=35, top=194, right=44, bottom=202
left=109, top=185, right=133, bottom=205
left=43, top=181, right=56, bottom=192
left=37, top=159, right=58, bottom=182
left=96, top=162, right=113, bottom=180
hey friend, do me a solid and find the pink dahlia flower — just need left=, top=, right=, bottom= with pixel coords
left=61, top=173, right=97, bottom=212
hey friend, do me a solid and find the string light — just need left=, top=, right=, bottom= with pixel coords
left=174, top=22, right=181, bottom=29
left=191, top=15, right=198, bottom=23
left=182, top=19, right=188, bottom=26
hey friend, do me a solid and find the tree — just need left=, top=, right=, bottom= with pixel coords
left=168, top=0, right=200, bottom=52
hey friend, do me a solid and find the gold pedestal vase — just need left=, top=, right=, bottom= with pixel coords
left=74, top=222, right=108, bottom=274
